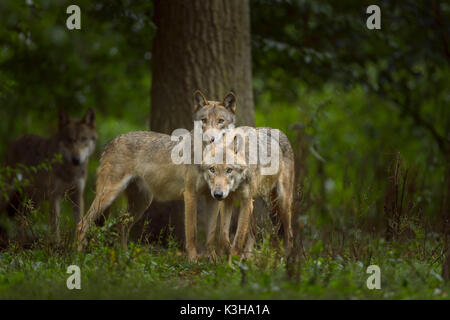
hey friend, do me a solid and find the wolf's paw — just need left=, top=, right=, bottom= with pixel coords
left=187, top=249, right=198, bottom=262
left=76, top=241, right=84, bottom=252
left=207, top=250, right=219, bottom=263
left=227, top=248, right=241, bottom=266
left=220, top=240, right=232, bottom=255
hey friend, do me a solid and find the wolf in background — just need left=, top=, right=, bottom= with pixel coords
left=0, top=108, right=97, bottom=242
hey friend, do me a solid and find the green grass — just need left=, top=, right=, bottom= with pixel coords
left=0, top=213, right=448, bottom=300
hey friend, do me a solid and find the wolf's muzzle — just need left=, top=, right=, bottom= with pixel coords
left=72, top=155, right=81, bottom=165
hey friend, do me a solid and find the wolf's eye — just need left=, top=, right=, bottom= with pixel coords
left=209, top=167, right=215, bottom=173
left=201, top=118, right=207, bottom=123
left=81, top=137, right=88, bottom=142
left=226, top=168, right=233, bottom=174
left=218, top=118, right=225, bottom=124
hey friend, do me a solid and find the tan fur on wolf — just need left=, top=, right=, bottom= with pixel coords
left=76, top=91, right=236, bottom=261
left=1, top=108, right=97, bottom=242
left=201, top=126, right=294, bottom=260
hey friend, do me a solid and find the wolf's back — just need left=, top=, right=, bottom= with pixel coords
left=97, top=130, right=181, bottom=174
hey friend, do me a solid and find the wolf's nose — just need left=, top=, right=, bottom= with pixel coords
left=72, top=156, right=81, bottom=165
left=210, top=136, right=215, bottom=142
left=213, top=190, right=223, bottom=200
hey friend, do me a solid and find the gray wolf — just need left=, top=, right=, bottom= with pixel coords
left=201, top=126, right=294, bottom=259
left=1, top=108, right=97, bottom=242
left=193, top=90, right=236, bottom=143
left=76, top=90, right=236, bottom=261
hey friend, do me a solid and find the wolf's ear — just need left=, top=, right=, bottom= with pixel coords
left=222, top=92, right=236, bottom=113
left=82, top=108, right=96, bottom=128
left=194, top=90, right=208, bottom=112
left=58, top=108, right=69, bottom=128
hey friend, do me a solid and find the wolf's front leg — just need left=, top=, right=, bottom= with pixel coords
left=231, top=197, right=253, bottom=258
left=49, top=196, right=61, bottom=243
left=184, top=188, right=198, bottom=262
left=204, top=197, right=219, bottom=262
left=219, top=200, right=233, bottom=255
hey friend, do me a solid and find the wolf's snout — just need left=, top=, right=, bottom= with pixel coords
left=72, top=155, right=81, bottom=165
left=213, top=190, right=224, bottom=200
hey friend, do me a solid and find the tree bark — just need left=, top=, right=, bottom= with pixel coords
left=133, top=0, right=254, bottom=246
left=150, top=0, right=254, bottom=133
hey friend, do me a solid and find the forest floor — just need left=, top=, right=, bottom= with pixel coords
left=0, top=213, right=448, bottom=300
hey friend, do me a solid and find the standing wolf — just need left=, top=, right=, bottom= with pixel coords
left=76, top=91, right=236, bottom=261
left=201, top=126, right=294, bottom=259
left=1, top=108, right=97, bottom=242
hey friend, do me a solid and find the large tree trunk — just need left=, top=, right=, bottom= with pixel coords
left=150, top=0, right=254, bottom=132
left=133, top=0, right=254, bottom=246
